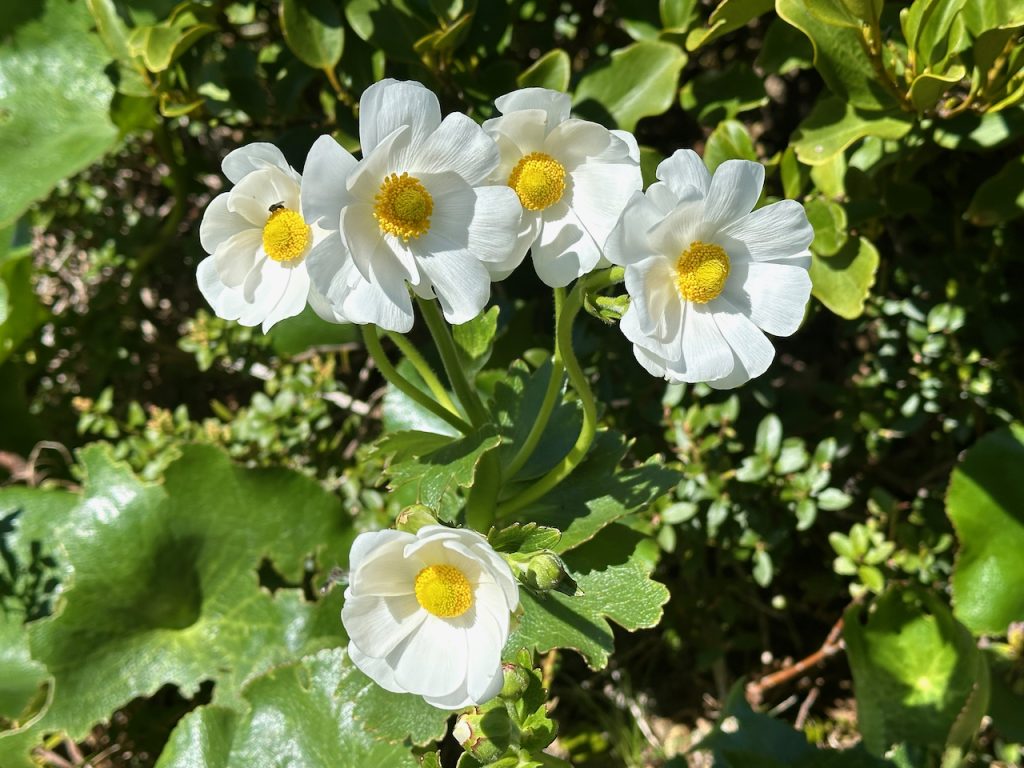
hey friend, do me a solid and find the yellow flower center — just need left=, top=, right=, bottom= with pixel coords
left=261, top=208, right=310, bottom=263
left=414, top=564, right=473, bottom=618
left=508, top=152, right=566, bottom=211
left=374, top=172, right=433, bottom=240
left=675, top=240, right=730, bottom=304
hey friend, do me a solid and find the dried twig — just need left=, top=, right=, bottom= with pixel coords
left=746, top=616, right=845, bottom=707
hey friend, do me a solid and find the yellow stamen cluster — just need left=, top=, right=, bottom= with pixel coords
left=675, top=241, right=730, bottom=304
left=261, top=208, right=310, bottom=263
left=508, top=152, right=566, bottom=211
left=374, top=172, right=434, bottom=240
left=414, top=564, right=473, bottom=618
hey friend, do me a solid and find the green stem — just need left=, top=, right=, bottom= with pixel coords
left=416, top=297, right=488, bottom=427
left=384, top=330, right=458, bottom=414
left=361, top=324, right=472, bottom=434
left=504, top=288, right=566, bottom=480
left=496, top=269, right=623, bottom=516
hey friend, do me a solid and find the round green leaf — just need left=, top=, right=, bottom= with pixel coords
left=281, top=0, right=345, bottom=70
left=810, top=235, right=880, bottom=319
left=517, top=49, right=570, bottom=92
left=805, top=197, right=849, bottom=257
left=947, top=424, right=1024, bottom=635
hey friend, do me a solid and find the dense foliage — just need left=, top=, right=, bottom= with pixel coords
left=1, top=0, right=1023, bottom=767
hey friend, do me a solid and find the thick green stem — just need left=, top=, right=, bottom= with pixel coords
left=496, top=269, right=623, bottom=516
left=504, top=288, right=566, bottom=481
left=361, top=324, right=472, bottom=434
left=416, top=297, right=489, bottom=427
left=384, top=330, right=458, bottom=414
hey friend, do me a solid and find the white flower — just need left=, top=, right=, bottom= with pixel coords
left=605, top=150, right=813, bottom=389
left=483, top=87, right=642, bottom=287
left=303, top=79, right=523, bottom=332
left=341, top=524, right=520, bottom=710
left=197, top=142, right=323, bottom=332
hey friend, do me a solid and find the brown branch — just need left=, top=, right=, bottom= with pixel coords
left=746, top=616, right=845, bottom=707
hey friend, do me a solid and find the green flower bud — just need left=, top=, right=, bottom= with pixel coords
left=395, top=504, right=437, bottom=533
left=525, top=552, right=577, bottom=595
left=453, top=708, right=516, bottom=764
left=500, top=662, right=531, bottom=700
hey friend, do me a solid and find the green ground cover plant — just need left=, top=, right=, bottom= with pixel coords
left=1, top=1, right=1022, bottom=766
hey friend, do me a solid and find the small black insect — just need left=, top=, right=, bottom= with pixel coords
left=268, top=201, right=286, bottom=213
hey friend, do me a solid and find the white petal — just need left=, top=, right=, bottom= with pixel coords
left=531, top=207, right=586, bottom=287
left=200, top=193, right=250, bottom=253
left=260, top=262, right=310, bottom=332
left=463, top=617, right=505, bottom=702
left=198, top=256, right=244, bottom=321
left=222, top=142, right=294, bottom=184
left=725, top=261, right=811, bottom=336
left=235, top=256, right=287, bottom=327
left=359, top=79, right=441, bottom=161
left=346, top=125, right=412, bottom=204
left=680, top=303, right=734, bottom=382
left=544, top=119, right=613, bottom=169
left=349, top=643, right=405, bottom=694
left=604, top=191, right=662, bottom=267
left=495, top=87, right=571, bottom=127
left=344, top=274, right=416, bottom=333
left=343, top=593, right=426, bottom=658
left=711, top=302, right=775, bottom=385
left=307, top=280, right=349, bottom=323
left=340, top=203, right=389, bottom=284
left=213, top=228, right=262, bottom=287
left=611, top=129, right=640, bottom=163
left=703, top=160, right=764, bottom=227
left=464, top=186, right=524, bottom=271
left=624, top=255, right=681, bottom=339
left=228, top=168, right=301, bottom=227
left=645, top=181, right=684, bottom=213
left=715, top=199, right=814, bottom=262
left=568, top=160, right=642, bottom=250
left=648, top=199, right=707, bottom=257
left=656, top=149, right=711, bottom=200
left=483, top=109, right=549, bottom=181
left=619, top=307, right=671, bottom=378
left=409, top=113, right=500, bottom=186
left=301, top=135, right=357, bottom=228
left=390, top=616, right=468, bottom=697
left=349, top=529, right=415, bottom=572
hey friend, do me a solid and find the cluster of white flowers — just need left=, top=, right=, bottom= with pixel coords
left=199, top=78, right=813, bottom=389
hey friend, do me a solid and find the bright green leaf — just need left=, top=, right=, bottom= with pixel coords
left=281, top=0, right=345, bottom=70
left=810, top=235, right=880, bottom=319
left=574, top=41, right=686, bottom=131
left=0, top=0, right=120, bottom=227
left=806, top=197, right=849, bottom=257
left=507, top=525, right=669, bottom=669
left=843, top=588, right=990, bottom=754
left=685, top=0, right=774, bottom=51
left=453, top=305, right=499, bottom=378
left=947, top=424, right=1024, bottom=635
left=517, top=49, right=570, bottom=91
left=703, top=119, right=757, bottom=172
left=791, top=97, right=913, bottom=165
left=0, top=612, right=48, bottom=725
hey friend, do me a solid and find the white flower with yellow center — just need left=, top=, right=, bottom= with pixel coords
left=303, top=79, right=523, bottom=332
left=483, top=87, right=642, bottom=287
left=197, top=142, right=329, bottom=332
left=605, top=150, right=813, bottom=388
left=341, top=525, right=519, bottom=710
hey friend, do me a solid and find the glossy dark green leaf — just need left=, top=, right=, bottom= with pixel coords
left=965, top=153, right=1024, bottom=226
left=517, top=49, right=571, bottom=92
left=685, top=0, right=774, bottom=51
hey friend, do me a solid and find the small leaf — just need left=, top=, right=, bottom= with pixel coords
left=703, top=119, right=757, bottom=172
left=947, top=424, right=1024, bottom=635
left=281, top=0, right=345, bottom=70
left=805, top=197, right=849, bottom=257
left=755, top=414, right=783, bottom=458
left=685, top=0, right=774, bottom=51
left=817, top=488, right=852, bottom=511
left=453, top=305, right=499, bottom=378
left=810, top=235, right=880, bottom=319
left=574, top=41, right=687, bottom=131
left=517, top=49, right=570, bottom=91
left=679, top=62, right=767, bottom=124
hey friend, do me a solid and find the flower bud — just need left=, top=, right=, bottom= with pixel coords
left=500, top=662, right=532, bottom=700
left=395, top=504, right=437, bottom=533
left=525, top=552, right=578, bottom=595
left=453, top=708, right=515, bottom=764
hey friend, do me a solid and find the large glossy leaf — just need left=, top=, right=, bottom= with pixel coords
left=809, top=235, right=879, bottom=319
left=156, top=648, right=447, bottom=767
left=685, top=0, right=774, bottom=51
left=791, top=97, right=913, bottom=165
left=776, top=0, right=899, bottom=111
left=0, top=0, right=119, bottom=227
left=517, top=49, right=571, bottom=91
left=345, top=0, right=431, bottom=64
left=843, top=588, right=990, bottom=754
left=506, top=524, right=669, bottom=669
left=574, top=41, right=686, bottom=131
left=0, top=444, right=352, bottom=756
left=947, top=424, right=1024, bottom=635
left=0, top=612, right=48, bottom=725
left=965, top=153, right=1024, bottom=226
left=281, top=0, right=345, bottom=70
left=0, top=226, right=47, bottom=365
